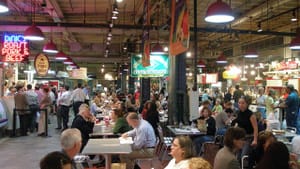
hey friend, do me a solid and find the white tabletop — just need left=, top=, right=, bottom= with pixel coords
left=82, top=138, right=132, bottom=155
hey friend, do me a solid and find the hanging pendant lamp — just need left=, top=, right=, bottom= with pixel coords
left=216, top=53, right=228, bottom=63
left=244, top=48, right=258, bottom=58
left=24, top=24, right=45, bottom=41
left=290, top=28, right=300, bottom=50
left=43, top=40, right=58, bottom=53
left=151, top=43, right=165, bottom=55
left=197, top=60, right=206, bottom=68
left=63, top=57, right=73, bottom=65
left=55, top=51, right=67, bottom=60
left=205, top=0, right=234, bottom=23
left=0, top=0, right=9, bottom=13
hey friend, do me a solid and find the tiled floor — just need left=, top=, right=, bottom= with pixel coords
left=0, top=115, right=62, bottom=169
left=0, top=114, right=169, bottom=169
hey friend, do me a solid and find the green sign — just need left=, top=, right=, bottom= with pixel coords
left=131, top=54, right=169, bottom=77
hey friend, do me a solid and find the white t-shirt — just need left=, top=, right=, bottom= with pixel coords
left=164, top=158, right=189, bottom=169
left=292, top=136, right=300, bottom=155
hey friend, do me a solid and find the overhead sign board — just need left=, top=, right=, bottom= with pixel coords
left=131, top=54, right=169, bottom=77
left=34, top=53, right=49, bottom=77
left=1, top=34, right=29, bottom=62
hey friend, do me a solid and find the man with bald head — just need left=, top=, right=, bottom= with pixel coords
left=120, top=112, right=156, bottom=169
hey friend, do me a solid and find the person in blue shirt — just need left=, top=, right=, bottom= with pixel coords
left=283, top=84, right=299, bottom=128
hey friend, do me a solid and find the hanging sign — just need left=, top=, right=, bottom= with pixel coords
left=34, top=53, right=49, bottom=76
left=1, top=34, right=29, bottom=62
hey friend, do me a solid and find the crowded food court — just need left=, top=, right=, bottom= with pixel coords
left=0, top=0, right=300, bottom=169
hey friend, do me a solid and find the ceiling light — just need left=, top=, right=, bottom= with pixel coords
left=257, top=22, right=262, bottom=32
left=216, top=53, right=227, bottom=63
left=244, top=48, right=258, bottom=58
left=151, top=43, right=165, bottom=55
left=116, top=0, right=123, bottom=2
left=291, top=10, right=298, bottom=22
left=0, top=1, right=9, bottom=13
left=205, top=0, right=234, bottom=23
left=109, top=22, right=113, bottom=28
left=43, top=40, right=58, bottom=53
left=63, top=58, right=73, bottom=65
left=290, top=28, right=300, bottom=50
left=163, top=46, right=169, bottom=52
left=108, top=30, right=112, bottom=37
left=24, top=24, right=45, bottom=41
left=107, top=36, right=112, bottom=41
left=112, top=3, right=119, bottom=14
left=112, top=13, right=118, bottom=20
left=197, top=60, right=206, bottom=68
left=55, top=51, right=67, bottom=60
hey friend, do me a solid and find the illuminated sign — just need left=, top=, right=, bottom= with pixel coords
left=34, top=53, right=49, bottom=76
left=131, top=54, right=169, bottom=77
left=1, top=34, right=29, bottom=62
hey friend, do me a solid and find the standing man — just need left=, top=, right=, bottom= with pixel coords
left=57, top=85, right=72, bottom=131
left=60, top=128, right=82, bottom=169
left=14, top=84, right=30, bottom=136
left=120, top=112, right=156, bottom=169
left=71, top=83, right=86, bottom=117
left=25, top=84, right=39, bottom=132
left=284, top=84, right=299, bottom=128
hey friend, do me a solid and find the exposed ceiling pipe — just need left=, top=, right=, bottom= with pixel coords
left=0, top=21, right=296, bottom=37
left=231, top=0, right=293, bottom=27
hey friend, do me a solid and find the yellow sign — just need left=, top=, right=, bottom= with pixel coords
left=34, top=53, right=49, bottom=76
left=223, top=70, right=238, bottom=79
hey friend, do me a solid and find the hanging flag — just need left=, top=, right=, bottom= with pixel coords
left=169, top=0, right=190, bottom=56
left=141, top=0, right=150, bottom=67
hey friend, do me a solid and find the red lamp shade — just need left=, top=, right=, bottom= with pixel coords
left=43, top=40, right=58, bottom=53
left=205, top=0, right=234, bottom=23
left=197, top=60, right=206, bottom=68
left=216, top=53, right=227, bottom=63
left=290, top=28, right=300, bottom=50
left=244, top=48, right=258, bottom=58
left=55, top=51, right=68, bottom=60
left=24, top=24, right=45, bottom=41
left=63, top=58, right=73, bottom=65
left=151, top=43, right=165, bottom=55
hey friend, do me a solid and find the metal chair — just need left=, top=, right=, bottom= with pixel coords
left=241, top=155, right=249, bottom=169
left=157, top=125, right=173, bottom=161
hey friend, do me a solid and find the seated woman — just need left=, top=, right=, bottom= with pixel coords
left=40, top=151, right=72, bottom=169
left=248, top=131, right=276, bottom=169
left=255, top=141, right=299, bottom=169
left=164, top=136, right=195, bottom=169
left=193, top=107, right=216, bottom=155
left=145, top=101, right=160, bottom=137
left=213, top=127, right=246, bottom=169
left=71, top=103, right=95, bottom=152
left=111, top=108, right=131, bottom=134
left=189, top=157, right=212, bottom=169
left=212, top=99, right=223, bottom=116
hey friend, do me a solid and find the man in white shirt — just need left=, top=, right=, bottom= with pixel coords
left=71, top=83, right=86, bottom=117
left=57, top=85, right=72, bottom=130
left=120, top=112, right=156, bottom=169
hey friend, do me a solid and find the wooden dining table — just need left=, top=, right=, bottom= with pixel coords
left=82, top=138, right=132, bottom=169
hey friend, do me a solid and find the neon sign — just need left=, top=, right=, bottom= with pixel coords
left=1, top=34, right=29, bottom=62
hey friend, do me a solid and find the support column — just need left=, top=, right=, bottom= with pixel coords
left=141, top=78, right=150, bottom=106
left=168, top=53, right=187, bottom=125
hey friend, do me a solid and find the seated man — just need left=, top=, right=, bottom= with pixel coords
left=120, top=112, right=156, bottom=169
left=60, top=128, right=82, bottom=169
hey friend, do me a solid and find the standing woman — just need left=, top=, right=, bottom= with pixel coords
left=145, top=101, right=160, bottom=137
left=164, top=136, right=195, bottom=169
left=38, top=87, right=52, bottom=136
left=231, top=95, right=258, bottom=162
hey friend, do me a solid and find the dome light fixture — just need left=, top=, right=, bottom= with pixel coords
left=216, top=53, right=227, bottom=64
left=205, top=0, right=234, bottom=23
left=290, top=28, right=300, bottom=50
left=0, top=1, right=9, bottom=13
left=24, top=24, right=45, bottom=41
left=244, top=48, right=258, bottom=58
left=151, top=43, right=165, bottom=55
left=197, top=60, right=206, bottom=68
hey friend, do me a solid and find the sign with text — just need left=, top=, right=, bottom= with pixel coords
left=34, top=53, right=49, bottom=76
left=131, top=54, right=169, bottom=77
left=1, top=34, right=29, bottom=62
left=69, top=67, right=87, bottom=79
left=197, top=73, right=218, bottom=84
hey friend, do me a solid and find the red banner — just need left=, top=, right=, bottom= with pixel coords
left=142, top=0, right=150, bottom=67
left=169, top=0, right=190, bottom=56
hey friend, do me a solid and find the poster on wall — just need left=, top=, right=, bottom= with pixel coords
left=131, top=54, right=169, bottom=77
